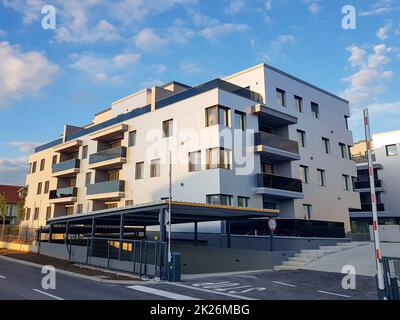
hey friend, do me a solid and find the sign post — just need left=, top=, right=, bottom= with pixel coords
left=268, top=218, right=277, bottom=252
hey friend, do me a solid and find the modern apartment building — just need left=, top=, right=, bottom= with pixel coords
left=22, top=63, right=360, bottom=233
left=350, top=130, right=400, bottom=233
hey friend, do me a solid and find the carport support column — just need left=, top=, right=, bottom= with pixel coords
left=194, top=222, right=198, bottom=246
left=49, top=224, right=53, bottom=243
left=65, top=222, right=69, bottom=245
left=159, top=208, right=166, bottom=242
left=119, top=214, right=125, bottom=260
left=226, top=221, right=231, bottom=249
left=90, top=218, right=96, bottom=256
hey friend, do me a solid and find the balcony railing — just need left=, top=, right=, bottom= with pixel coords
left=86, top=180, right=125, bottom=195
left=256, top=174, right=303, bottom=193
left=52, top=159, right=80, bottom=173
left=352, top=154, right=376, bottom=163
left=349, top=203, right=385, bottom=212
left=255, top=132, right=299, bottom=154
left=89, top=146, right=127, bottom=165
left=49, top=187, right=77, bottom=199
left=354, top=180, right=382, bottom=189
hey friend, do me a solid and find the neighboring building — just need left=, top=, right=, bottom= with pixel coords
left=350, top=130, right=400, bottom=233
left=0, top=184, right=25, bottom=225
left=22, top=63, right=360, bottom=233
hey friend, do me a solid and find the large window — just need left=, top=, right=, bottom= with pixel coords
left=44, top=181, right=50, bottom=194
left=85, top=172, right=92, bottom=186
left=107, top=170, right=119, bottom=181
left=322, top=137, right=330, bottom=154
left=206, top=106, right=230, bottom=127
left=40, top=159, right=45, bottom=171
left=26, top=208, right=31, bottom=220
left=65, top=205, right=74, bottom=216
left=52, top=155, right=58, bottom=165
left=206, top=148, right=231, bottom=170
left=235, top=111, right=246, bottom=131
left=343, top=174, right=350, bottom=191
left=82, top=145, right=88, bottom=159
left=300, top=165, right=309, bottom=184
left=46, top=206, right=52, bottom=219
left=37, top=182, right=42, bottom=195
left=386, top=144, right=398, bottom=157
left=162, top=119, right=173, bottom=138
left=297, top=130, right=306, bottom=148
left=311, top=102, right=320, bottom=119
left=303, top=204, right=312, bottom=220
left=339, top=143, right=347, bottom=159
left=128, top=130, right=137, bottom=147
left=188, top=151, right=201, bottom=172
left=238, top=196, right=249, bottom=208
left=31, top=161, right=37, bottom=173
left=150, top=159, right=161, bottom=177
left=294, top=95, right=303, bottom=113
left=317, top=169, right=326, bottom=187
left=135, top=162, right=144, bottom=180
left=206, top=194, right=233, bottom=206
left=262, top=163, right=274, bottom=174
left=276, top=88, right=286, bottom=107
left=34, top=208, right=39, bottom=220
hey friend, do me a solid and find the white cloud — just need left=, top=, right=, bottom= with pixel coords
left=224, top=0, right=245, bottom=15
left=0, top=29, right=6, bottom=37
left=259, top=34, right=296, bottom=62
left=1, top=0, right=45, bottom=24
left=360, top=0, right=399, bottom=16
left=180, top=59, right=201, bottom=73
left=134, top=28, right=169, bottom=52
left=8, top=141, right=41, bottom=153
left=376, top=21, right=392, bottom=41
left=308, top=3, right=320, bottom=14
left=0, top=41, right=58, bottom=107
left=0, top=156, right=28, bottom=185
left=199, top=23, right=249, bottom=40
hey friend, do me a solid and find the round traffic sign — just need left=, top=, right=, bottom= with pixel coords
left=268, top=219, right=277, bottom=232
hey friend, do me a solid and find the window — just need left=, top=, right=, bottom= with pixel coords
left=52, top=155, right=58, bottom=165
left=34, top=208, right=39, bottom=220
left=206, top=194, right=233, bottom=206
left=206, top=148, right=231, bottom=170
left=105, top=203, right=118, bottom=209
left=276, top=88, right=286, bottom=106
left=135, top=162, right=144, bottom=180
left=37, top=182, right=42, bottom=195
left=351, top=177, right=357, bottom=192
left=44, top=181, right=50, bottom=194
left=262, top=163, right=274, bottom=174
left=32, top=161, right=37, bottom=173
left=65, top=206, right=74, bottom=215
left=150, top=159, right=161, bottom=178
left=125, top=200, right=134, bottom=206
left=85, top=172, right=92, bottom=186
left=82, top=145, right=88, bottom=159
left=294, top=95, right=303, bottom=113
left=188, top=151, right=201, bottom=172
left=317, top=169, right=326, bottom=187
left=110, top=140, right=121, bottom=148
left=26, top=208, right=31, bottom=220
left=297, top=130, right=306, bottom=148
left=311, top=102, right=320, bottom=119
left=128, top=130, right=137, bottom=147
left=162, top=119, right=173, bottom=138
left=339, top=143, right=347, bottom=159
left=206, top=106, right=230, bottom=127
left=303, top=204, right=312, bottom=220
left=235, top=111, right=246, bottom=131
left=46, top=206, right=52, bottom=220
left=345, top=116, right=349, bottom=130
left=386, top=144, right=398, bottom=157
left=263, top=201, right=277, bottom=210
left=322, top=137, right=330, bottom=154
left=107, top=170, right=119, bottom=181
left=238, top=196, right=249, bottom=208
left=40, top=159, right=45, bottom=171
left=343, top=174, right=350, bottom=191
left=300, top=165, right=309, bottom=184
left=77, top=204, right=83, bottom=214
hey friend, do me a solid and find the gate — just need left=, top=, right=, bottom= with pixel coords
left=382, top=257, right=400, bottom=300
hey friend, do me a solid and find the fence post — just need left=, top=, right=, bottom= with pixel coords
left=107, top=241, right=110, bottom=269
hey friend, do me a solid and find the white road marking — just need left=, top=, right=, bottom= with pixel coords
left=0, top=275, right=6, bottom=279
left=273, top=281, right=296, bottom=288
left=237, top=275, right=258, bottom=279
left=32, top=289, right=64, bottom=300
left=127, top=285, right=199, bottom=300
left=170, top=282, right=257, bottom=300
left=318, top=290, right=351, bottom=298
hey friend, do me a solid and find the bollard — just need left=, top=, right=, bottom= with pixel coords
left=169, top=252, right=181, bottom=282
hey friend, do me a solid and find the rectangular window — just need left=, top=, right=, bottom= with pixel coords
left=206, top=106, right=230, bottom=127
left=77, top=204, right=83, bottom=214
left=52, top=155, right=58, bottom=165
left=345, top=116, right=349, bottom=130
left=322, top=137, right=330, bottom=154
left=85, top=172, right=92, bottom=186
left=34, top=208, right=39, bottom=220
left=107, top=170, right=119, bottom=181
left=238, top=196, right=249, bottom=208
left=128, top=130, right=137, bottom=147
left=311, top=102, right=320, bottom=119
left=317, top=169, right=326, bottom=187
left=188, top=151, right=201, bottom=172
left=162, top=120, right=173, bottom=138
left=206, top=194, right=233, bottom=206
left=303, top=204, right=312, bottom=220
left=339, top=143, right=347, bottom=159
left=110, top=140, right=121, bottom=149
left=125, top=200, right=134, bottom=206
left=65, top=206, right=74, bottom=216
left=44, top=181, right=50, bottom=194
left=263, top=201, right=277, bottom=210
left=234, top=111, right=246, bottom=131
left=135, top=162, right=144, bottom=180
left=150, top=159, right=161, bottom=178
left=32, top=161, right=37, bottom=173
left=262, top=163, right=274, bottom=174
left=40, top=159, right=45, bottom=171
left=37, top=182, right=42, bottom=195
left=294, top=95, right=303, bottom=113
left=219, top=107, right=229, bottom=127
left=276, top=88, right=286, bottom=106
left=300, top=165, right=309, bottom=184
left=26, top=208, right=31, bottom=220
left=343, top=174, right=350, bottom=191
left=386, top=144, right=398, bottom=156
left=297, top=130, right=306, bottom=148
left=46, top=206, right=52, bottom=220
left=82, top=145, right=88, bottom=159
left=206, top=148, right=231, bottom=170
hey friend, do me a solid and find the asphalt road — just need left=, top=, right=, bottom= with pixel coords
left=0, top=257, right=378, bottom=300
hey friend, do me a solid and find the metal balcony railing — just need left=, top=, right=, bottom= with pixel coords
left=255, top=132, right=299, bottom=154
left=349, top=203, right=386, bottom=212
left=354, top=180, right=383, bottom=189
left=52, top=159, right=80, bottom=173
left=86, top=180, right=125, bottom=195
left=89, top=146, right=127, bottom=165
left=49, top=187, right=77, bottom=199
left=256, top=174, right=303, bottom=193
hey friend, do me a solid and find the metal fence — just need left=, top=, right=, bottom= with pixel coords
left=382, top=257, right=400, bottom=300
left=0, top=225, right=37, bottom=244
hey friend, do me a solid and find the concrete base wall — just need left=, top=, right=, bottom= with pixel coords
left=370, top=225, right=400, bottom=243
left=0, top=241, right=38, bottom=253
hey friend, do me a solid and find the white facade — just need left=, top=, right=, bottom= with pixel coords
left=23, top=64, right=360, bottom=233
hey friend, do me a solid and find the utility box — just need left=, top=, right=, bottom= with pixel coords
left=169, top=252, right=181, bottom=282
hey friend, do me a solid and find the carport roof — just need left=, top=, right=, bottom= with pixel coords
left=47, top=200, right=279, bottom=227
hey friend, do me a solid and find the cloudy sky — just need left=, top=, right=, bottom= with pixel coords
left=0, top=0, right=399, bottom=185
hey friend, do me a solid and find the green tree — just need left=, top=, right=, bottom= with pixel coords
left=0, top=193, right=7, bottom=240
left=17, top=192, right=26, bottom=223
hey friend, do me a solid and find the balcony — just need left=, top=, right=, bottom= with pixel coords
left=52, top=159, right=80, bottom=178
left=86, top=180, right=125, bottom=200
left=354, top=180, right=383, bottom=190
left=49, top=187, right=77, bottom=204
left=255, top=132, right=300, bottom=162
left=349, top=203, right=386, bottom=213
left=255, top=174, right=304, bottom=199
left=88, top=146, right=127, bottom=170
left=252, top=104, right=297, bottom=128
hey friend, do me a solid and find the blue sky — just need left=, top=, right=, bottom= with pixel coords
left=0, top=0, right=399, bottom=184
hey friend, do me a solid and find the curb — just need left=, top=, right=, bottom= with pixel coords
left=0, top=255, right=149, bottom=285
